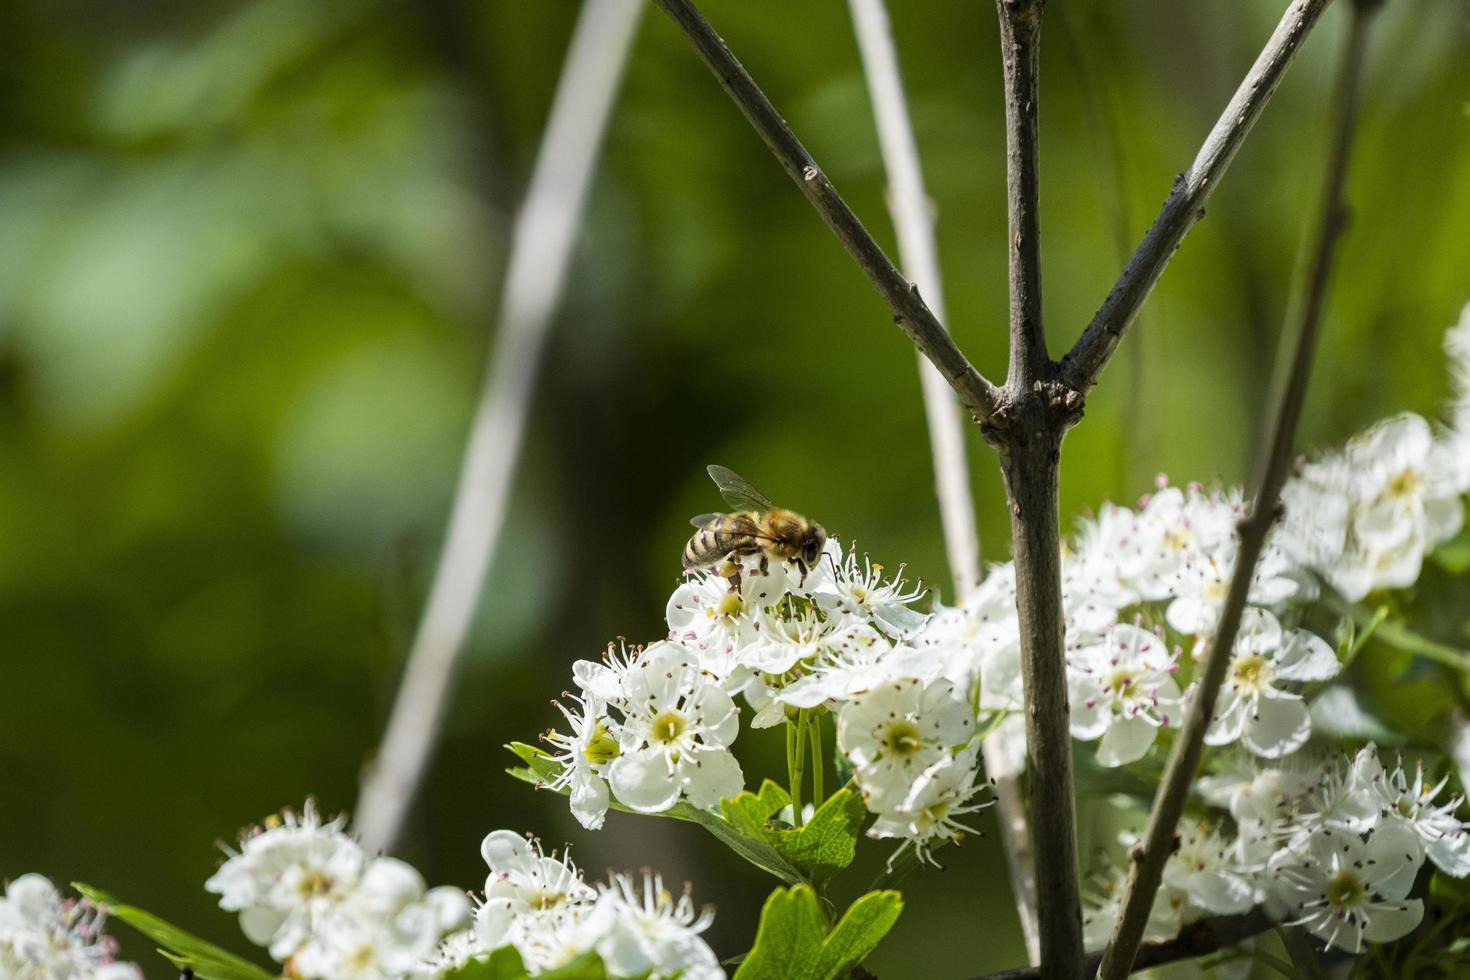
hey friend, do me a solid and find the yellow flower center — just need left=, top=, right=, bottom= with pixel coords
left=583, top=720, right=620, bottom=765
left=651, top=711, right=687, bottom=745
left=1325, top=870, right=1365, bottom=908
left=881, top=720, right=924, bottom=757
left=1230, top=653, right=1272, bottom=694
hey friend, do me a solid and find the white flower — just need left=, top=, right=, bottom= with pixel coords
left=773, top=635, right=929, bottom=710
left=1069, top=623, right=1181, bottom=767
left=205, top=800, right=367, bottom=961
left=544, top=692, right=619, bottom=830
left=810, top=546, right=928, bottom=638
left=1121, top=484, right=1241, bottom=601
left=1063, top=503, right=1140, bottom=632
left=1271, top=821, right=1424, bottom=953
left=608, top=643, right=744, bottom=813
left=0, top=875, right=141, bottom=980
left=588, top=873, right=722, bottom=980
left=475, top=831, right=596, bottom=960
left=740, top=606, right=883, bottom=677
left=1202, top=609, right=1338, bottom=758
left=866, top=748, right=992, bottom=866
left=1162, top=822, right=1258, bottom=915
left=665, top=570, right=766, bottom=678
left=1163, top=539, right=1299, bottom=637
left=571, top=641, right=640, bottom=711
left=838, top=677, right=975, bottom=811
left=1198, top=756, right=1317, bottom=826
left=1360, top=749, right=1470, bottom=877
left=1081, top=866, right=1189, bottom=949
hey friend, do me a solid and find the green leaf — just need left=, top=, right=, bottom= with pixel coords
left=733, top=886, right=902, bottom=980
left=71, top=884, right=275, bottom=980
left=444, top=946, right=612, bottom=979
left=721, top=781, right=866, bottom=889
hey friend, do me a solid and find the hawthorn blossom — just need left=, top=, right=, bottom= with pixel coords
left=838, top=677, right=975, bottom=811
left=1202, top=609, right=1339, bottom=758
left=1272, top=822, right=1425, bottom=953
left=1161, top=822, right=1259, bottom=915
left=867, top=748, right=992, bottom=866
left=608, top=643, right=743, bottom=813
left=204, top=801, right=466, bottom=977
left=1359, top=749, right=1470, bottom=877
left=543, top=692, right=618, bottom=830
left=588, top=873, right=721, bottom=980
left=810, top=546, right=928, bottom=638
left=1069, top=623, right=1181, bottom=767
left=0, top=875, right=141, bottom=980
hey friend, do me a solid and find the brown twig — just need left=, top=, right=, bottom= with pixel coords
left=1093, top=2, right=1374, bottom=977
left=970, top=908, right=1277, bottom=980
left=649, top=0, right=1001, bottom=422
left=1060, top=0, right=1337, bottom=396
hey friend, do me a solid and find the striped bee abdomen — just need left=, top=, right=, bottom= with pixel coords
left=682, top=512, right=762, bottom=570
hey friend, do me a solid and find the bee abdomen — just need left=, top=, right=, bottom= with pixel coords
left=683, top=513, right=759, bottom=569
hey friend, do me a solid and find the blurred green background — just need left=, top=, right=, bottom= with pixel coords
left=0, top=0, right=1466, bottom=975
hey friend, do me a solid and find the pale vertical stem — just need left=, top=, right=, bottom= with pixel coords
left=354, top=0, right=644, bottom=855
left=1094, top=2, right=1374, bottom=976
left=848, top=0, right=1039, bottom=961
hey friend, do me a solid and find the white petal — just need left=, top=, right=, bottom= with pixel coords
left=1274, top=629, right=1340, bottom=682
left=1189, top=871, right=1255, bottom=915
left=480, top=829, right=533, bottom=872
left=1243, top=696, right=1311, bottom=758
left=679, top=747, right=744, bottom=808
left=1204, top=690, right=1248, bottom=746
left=1362, top=899, right=1424, bottom=944
left=1096, top=715, right=1158, bottom=767
left=1069, top=681, right=1111, bottom=741
left=609, top=747, right=682, bottom=813
left=570, top=773, right=611, bottom=830
left=1366, top=819, right=1426, bottom=899
left=1426, top=829, right=1470, bottom=877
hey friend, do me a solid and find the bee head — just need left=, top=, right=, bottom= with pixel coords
left=800, top=523, right=828, bottom=571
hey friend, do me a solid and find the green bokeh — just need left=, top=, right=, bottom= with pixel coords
left=0, top=0, right=1465, bottom=976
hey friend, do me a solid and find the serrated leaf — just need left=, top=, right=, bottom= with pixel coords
left=720, top=782, right=866, bottom=889
left=733, top=886, right=902, bottom=980
left=72, top=884, right=275, bottom=980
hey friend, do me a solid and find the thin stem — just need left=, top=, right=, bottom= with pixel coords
left=1322, top=590, right=1470, bottom=671
left=1061, top=0, right=1338, bottom=396
left=354, top=0, right=643, bottom=855
left=997, top=0, right=1049, bottom=388
left=809, top=710, right=825, bottom=806
left=792, top=710, right=809, bottom=828
left=1094, top=4, right=1373, bottom=976
left=968, top=908, right=1277, bottom=980
left=649, top=0, right=1002, bottom=422
left=847, top=0, right=1038, bottom=958
left=848, top=0, right=984, bottom=599
left=786, top=715, right=799, bottom=821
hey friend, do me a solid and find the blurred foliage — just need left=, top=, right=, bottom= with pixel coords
left=0, top=0, right=1466, bottom=976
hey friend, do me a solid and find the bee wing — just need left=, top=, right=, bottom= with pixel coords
left=689, top=512, right=724, bottom=529
left=707, top=464, right=776, bottom=513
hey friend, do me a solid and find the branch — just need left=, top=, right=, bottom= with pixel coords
left=1094, top=3, right=1374, bottom=976
left=987, top=3, right=1088, bottom=978
left=1060, top=0, right=1337, bottom=395
left=998, top=0, right=1048, bottom=388
left=353, top=0, right=644, bottom=854
left=649, top=0, right=1001, bottom=422
left=847, top=0, right=1037, bottom=962
left=970, top=908, right=1277, bottom=980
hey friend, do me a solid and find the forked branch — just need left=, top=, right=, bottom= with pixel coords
left=1061, top=0, right=1337, bottom=395
left=1094, top=2, right=1374, bottom=976
left=650, top=0, right=1001, bottom=422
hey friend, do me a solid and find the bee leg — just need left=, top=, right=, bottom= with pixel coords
left=718, top=559, right=743, bottom=594
left=795, top=559, right=809, bottom=586
left=758, top=553, right=770, bottom=577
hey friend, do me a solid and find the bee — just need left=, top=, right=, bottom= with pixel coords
left=683, top=465, right=828, bottom=584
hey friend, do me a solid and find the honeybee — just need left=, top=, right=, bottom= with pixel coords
left=683, top=465, right=828, bottom=584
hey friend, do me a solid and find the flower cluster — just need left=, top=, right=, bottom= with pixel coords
left=425, top=831, right=721, bottom=979
left=205, top=801, right=470, bottom=979
left=0, top=875, right=140, bottom=979
left=1086, top=746, right=1470, bottom=954
left=539, top=541, right=994, bottom=865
